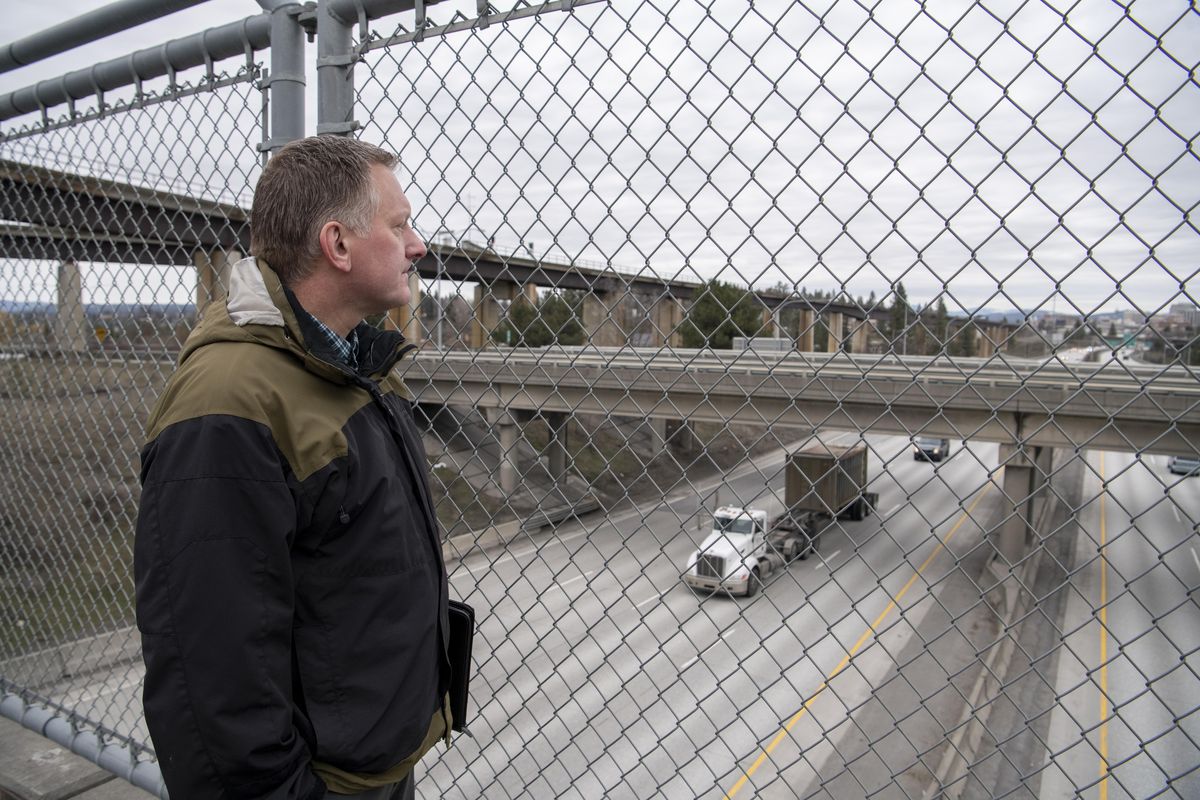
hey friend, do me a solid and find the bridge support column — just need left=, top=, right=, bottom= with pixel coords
left=54, top=260, right=87, bottom=354
left=997, top=443, right=1039, bottom=566
left=545, top=412, right=569, bottom=480
left=583, top=290, right=623, bottom=347
left=471, top=280, right=518, bottom=348
left=651, top=295, right=684, bottom=347
left=644, top=417, right=667, bottom=451
left=796, top=308, right=815, bottom=352
left=850, top=318, right=870, bottom=354
left=489, top=408, right=519, bottom=495
left=978, top=325, right=999, bottom=358
left=387, top=271, right=423, bottom=344
left=760, top=307, right=778, bottom=338
left=827, top=311, right=845, bottom=351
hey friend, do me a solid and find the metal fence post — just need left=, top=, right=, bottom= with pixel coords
left=316, top=0, right=356, bottom=136
left=261, top=2, right=306, bottom=151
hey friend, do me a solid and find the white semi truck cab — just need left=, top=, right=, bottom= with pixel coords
left=682, top=506, right=812, bottom=597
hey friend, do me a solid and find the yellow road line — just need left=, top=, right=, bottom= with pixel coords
left=1099, top=453, right=1110, bottom=799
left=723, top=484, right=993, bottom=798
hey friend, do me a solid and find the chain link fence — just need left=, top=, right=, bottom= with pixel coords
left=2, top=1, right=1198, bottom=798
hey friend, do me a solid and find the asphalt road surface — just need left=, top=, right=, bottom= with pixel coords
left=427, top=435, right=1008, bottom=799
left=1040, top=451, right=1200, bottom=799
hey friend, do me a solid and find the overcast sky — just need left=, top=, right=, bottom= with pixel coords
left=1, top=0, right=1197, bottom=317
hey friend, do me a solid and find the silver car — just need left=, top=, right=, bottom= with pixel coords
left=1168, top=456, right=1200, bottom=476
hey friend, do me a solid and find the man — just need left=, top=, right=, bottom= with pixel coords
left=135, top=135, right=451, bottom=799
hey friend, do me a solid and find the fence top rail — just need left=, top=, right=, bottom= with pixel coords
left=0, top=0, right=211, bottom=75
left=0, top=12, right=272, bottom=125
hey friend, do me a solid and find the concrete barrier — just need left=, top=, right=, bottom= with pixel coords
left=0, top=627, right=140, bottom=691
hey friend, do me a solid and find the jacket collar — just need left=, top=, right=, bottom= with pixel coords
left=196, top=256, right=415, bottom=382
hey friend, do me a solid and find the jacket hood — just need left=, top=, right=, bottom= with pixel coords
left=180, top=257, right=414, bottom=382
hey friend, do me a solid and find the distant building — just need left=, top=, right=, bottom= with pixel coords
left=1168, top=303, right=1200, bottom=329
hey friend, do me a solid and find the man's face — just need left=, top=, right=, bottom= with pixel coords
left=345, top=164, right=427, bottom=314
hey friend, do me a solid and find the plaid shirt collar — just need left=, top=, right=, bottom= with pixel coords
left=300, top=308, right=359, bottom=370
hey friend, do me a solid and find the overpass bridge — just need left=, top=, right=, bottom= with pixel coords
left=1, top=156, right=900, bottom=354
left=399, top=346, right=1200, bottom=564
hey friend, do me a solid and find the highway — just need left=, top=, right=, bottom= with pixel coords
left=1040, top=451, right=1200, bottom=799
left=423, top=434, right=1010, bottom=799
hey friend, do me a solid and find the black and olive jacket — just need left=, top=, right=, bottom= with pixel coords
left=135, top=257, right=451, bottom=799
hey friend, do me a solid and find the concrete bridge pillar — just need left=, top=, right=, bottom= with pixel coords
left=850, top=318, right=870, bottom=354
left=488, top=408, right=519, bottom=495
left=760, top=306, right=778, bottom=338
left=583, top=289, right=624, bottom=347
left=387, top=271, right=423, bottom=345
left=545, top=411, right=569, bottom=480
left=996, top=443, right=1043, bottom=566
left=651, top=295, right=684, bottom=347
left=826, top=311, right=845, bottom=351
left=644, top=416, right=667, bottom=451
left=54, top=260, right=87, bottom=354
left=796, top=308, right=816, bottom=352
left=978, top=325, right=1000, bottom=357
left=471, top=280, right=518, bottom=348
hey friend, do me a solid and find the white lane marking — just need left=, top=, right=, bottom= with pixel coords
left=815, top=549, right=842, bottom=569
left=635, top=589, right=668, bottom=609
left=881, top=506, right=899, bottom=517
left=560, top=570, right=595, bottom=588
left=1192, top=547, right=1200, bottom=576
left=679, top=626, right=738, bottom=672
left=1173, top=504, right=1181, bottom=524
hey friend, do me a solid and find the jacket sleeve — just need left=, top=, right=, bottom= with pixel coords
left=135, top=414, right=325, bottom=800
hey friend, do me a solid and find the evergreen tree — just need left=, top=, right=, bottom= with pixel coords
left=492, top=290, right=585, bottom=347
left=953, top=319, right=977, bottom=357
left=934, top=297, right=950, bottom=352
left=680, top=279, right=762, bottom=349
left=888, top=281, right=911, bottom=353
left=814, top=320, right=829, bottom=352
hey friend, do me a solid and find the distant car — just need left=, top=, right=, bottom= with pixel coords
left=913, top=437, right=952, bottom=462
left=1168, top=456, right=1200, bottom=476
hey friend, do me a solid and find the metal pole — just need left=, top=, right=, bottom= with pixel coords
left=262, top=3, right=306, bottom=152
left=315, top=1, right=450, bottom=135
left=316, top=0, right=358, bottom=136
left=0, top=0, right=210, bottom=74
left=0, top=14, right=272, bottom=123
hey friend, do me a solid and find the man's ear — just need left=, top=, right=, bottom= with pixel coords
left=317, top=220, right=353, bottom=274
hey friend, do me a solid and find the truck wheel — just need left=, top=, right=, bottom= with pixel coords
left=745, top=569, right=760, bottom=597
left=850, top=498, right=864, bottom=521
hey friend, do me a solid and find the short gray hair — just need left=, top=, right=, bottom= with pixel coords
left=250, top=136, right=398, bottom=285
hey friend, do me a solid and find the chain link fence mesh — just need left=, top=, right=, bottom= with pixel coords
left=2, top=1, right=1199, bottom=798
left=0, top=68, right=264, bottom=759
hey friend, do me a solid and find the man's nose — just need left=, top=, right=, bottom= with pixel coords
left=407, top=232, right=427, bottom=260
